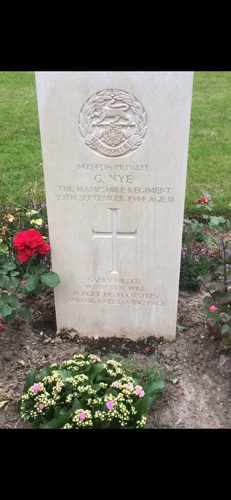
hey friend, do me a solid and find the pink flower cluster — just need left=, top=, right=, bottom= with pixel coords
left=135, top=387, right=145, bottom=397
left=79, top=412, right=87, bottom=421
left=32, top=384, right=41, bottom=392
left=106, top=401, right=115, bottom=410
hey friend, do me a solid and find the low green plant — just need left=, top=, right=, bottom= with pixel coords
left=189, top=193, right=231, bottom=347
left=121, top=355, right=163, bottom=384
left=0, top=204, right=59, bottom=324
left=180, top=194, right=221, bottom=290
left=198, top=215, right=231, bottom=348
left=21, top=353, right=165, bottom=429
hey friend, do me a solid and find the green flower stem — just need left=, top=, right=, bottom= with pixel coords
left=200, top=276, right=217, bottom=300
left=9, top=280, right=24, bottom=297
left=221, top=237, right=228, bottom=294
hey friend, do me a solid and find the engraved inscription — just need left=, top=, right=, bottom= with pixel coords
left=76, top=163, right=151, bottom=172
left=70, top=277, right=166, bottom=307
left=78, top=89, right=147, bottom=158
left=92, top=208, right=137, bottom=274
left=56, top=185, right=175, bottom=203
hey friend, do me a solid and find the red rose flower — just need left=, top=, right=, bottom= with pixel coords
left=196, top=197, right=211, bottom=205
left=13, top=229, right=51, bottom=262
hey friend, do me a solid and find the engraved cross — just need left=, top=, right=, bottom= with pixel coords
left=92, top=208, right=137, bottom=274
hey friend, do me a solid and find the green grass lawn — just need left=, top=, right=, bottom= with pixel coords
left=0, top=71, right=230, bottom=215
left=186, top=72, right=231, bottom=215
left=0, top=72, right=43, bottom=208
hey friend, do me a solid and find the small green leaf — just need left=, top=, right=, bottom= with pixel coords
left=135, top=396, right=153, bottom=416
left=221, top=324, right=231, bottom=335
left=39, top=366, right=52, bottom=379
left=0, top=268, right=8, bottom=275
left=0, top=294, right=8, bottom=305
left=177, top=324, right=187, bottom=332
left=18, top=307, right=31, bottom=319
left=0, top=275, right=10, bottom=288
left=0, top=244, right=9, bottom=254
left=70, top=398, right=82, bottom=412
left=30, top=218, right=43, bottom=226
left=144, top=380, right=165, bottom=395
left=29, top=263, right=47, bottom=275
left=23, top=370, right=37, bottom=392
left=8, top=296, right=20, bottom=308
left=41, top=416, right=68, bottom=429
left=0, top=304, right=12, bottom=317
left=10, top=271, right=19, bottom=277
left=171, top=378, right=179, bottom=385
left=3, top=262, right=17, bottom=272
left=58, top=369, right=72, bottom=380
left=91, top=363, right=106, bottom=382
left=6, top=311, right=16, bottom=322
left=24, top=275, right=39, bottom=292
left=9, top=276, right=19, bottom=288
left=41, top=272, right=60, bottom=288
left=26, top=209, right=39, bottom=216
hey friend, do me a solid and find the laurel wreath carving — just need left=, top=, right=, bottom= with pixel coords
left=78, top=89, right=147, bottom=151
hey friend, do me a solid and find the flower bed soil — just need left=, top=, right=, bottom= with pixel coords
left=0, top=288, right=230, bottom=429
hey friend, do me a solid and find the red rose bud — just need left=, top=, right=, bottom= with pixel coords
left=196, top=197, right=211, bottom=205
left=145, top=346, right=151, bottom=353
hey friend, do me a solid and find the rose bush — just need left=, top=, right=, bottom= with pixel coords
left=0, top=228, right=60, bottom=323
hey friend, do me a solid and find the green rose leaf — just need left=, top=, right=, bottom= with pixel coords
left=10, top=271, right=20, bottom=277
left=9, top=276, right=19, bottom=288
left=0, top=276, right=10, bottom=288
left=3, top=262, right=17, bottom=272
left=0, top=304, right=12, bottom=317
left=221, top=324, right=231, bottom=335
left=8, top=296, right=20, bottom=308
left=18, top=307, right=31, bottom=319
left=24, top=275, right=39, bottom=292
left=29, top=263, right=47, bottom=275
left=0, top=293, right=8, bottom=305
left=5, top=311, right=16, bottom=322
left=41, top=272, right=60, bottom=288
left=0, top=244, right=9, bottom=254
left=0, top=268, right=8, bottom=275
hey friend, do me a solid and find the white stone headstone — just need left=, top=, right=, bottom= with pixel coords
left=36, top=72, right=193, bottom=340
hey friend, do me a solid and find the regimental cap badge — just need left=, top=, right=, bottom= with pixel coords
left=78, top=89, right=147, bottom=158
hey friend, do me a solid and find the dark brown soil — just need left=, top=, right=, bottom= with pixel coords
left=0, top=289, right=230, bottom=429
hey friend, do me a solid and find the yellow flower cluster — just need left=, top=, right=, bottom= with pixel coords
left=21, top=353, right=150, bottom=428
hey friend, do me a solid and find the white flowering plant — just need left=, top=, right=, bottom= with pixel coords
left=21, top=353, right=164, bottom=428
